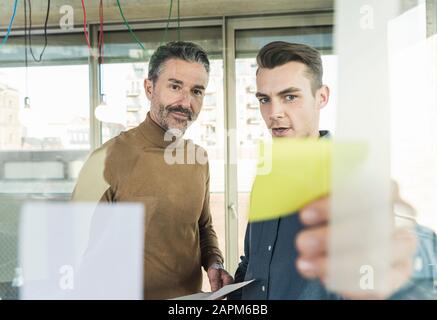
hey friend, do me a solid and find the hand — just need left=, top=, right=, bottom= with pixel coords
left=295, top=195, right=417, bottom=299
left=207, top=264, right=234, bottom=292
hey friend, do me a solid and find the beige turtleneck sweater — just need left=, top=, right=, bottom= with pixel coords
left=72, top=113, right=223, bottom=299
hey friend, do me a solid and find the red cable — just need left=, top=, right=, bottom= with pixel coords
left=99, top=0, right=104, bottom=64
left=81, top=0, right=91, bottom=49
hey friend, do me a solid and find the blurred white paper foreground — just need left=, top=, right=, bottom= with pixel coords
left=19, top=202, right=144, bottom=300
left=171, top=280, right=255, bottom=300
left=328, top=0, right=398, bottom=295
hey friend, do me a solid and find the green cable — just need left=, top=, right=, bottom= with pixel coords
left=177, top=0, right=180, bottom=41
left=116, top=0, right=145, bottom=50
left=162, top=0, right=173, bottom=45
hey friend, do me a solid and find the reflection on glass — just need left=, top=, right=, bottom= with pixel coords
left=235, top=56, right=337, bottom=253
left=100, top=59, right=225, bottom=292
left=0, top=64, right=90, bottom=299
left=234, top=23, right=336, bottom=254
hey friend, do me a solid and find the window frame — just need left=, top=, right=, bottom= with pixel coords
left=0, top=11, right=334, bottom=274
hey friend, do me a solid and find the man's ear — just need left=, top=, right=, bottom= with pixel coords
left=317, top=85, right=330, bottom=110
left=144, top=79, right=153, bottom=100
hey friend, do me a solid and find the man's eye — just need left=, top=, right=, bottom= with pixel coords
left=171, top=84, right=181, bottom=90
left=258, top=98, right=269, bottom=104
left=285, top=95, right=297, bottom=101
left=193, top=89, right=203, bottom=97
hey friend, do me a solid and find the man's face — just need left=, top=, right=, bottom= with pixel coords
left=256, top=61, right=329, bottom=138
left=145, top=58, right=209, bottom=132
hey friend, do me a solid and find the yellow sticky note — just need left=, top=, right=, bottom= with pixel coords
left=249, top=139, right=331, bottom=222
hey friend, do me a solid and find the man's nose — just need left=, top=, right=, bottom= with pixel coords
left=178, top=88, right=192, bottom=108
left=269, top=101, right=285, bottom=120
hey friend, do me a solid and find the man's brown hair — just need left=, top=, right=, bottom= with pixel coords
left=256, top=41, right=323, bottom=95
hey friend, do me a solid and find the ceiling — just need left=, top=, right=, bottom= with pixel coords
left=0, top=0, right=334, bottom=29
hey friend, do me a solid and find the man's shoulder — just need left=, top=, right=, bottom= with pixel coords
left=100, top=126, right=142, bottom=151
left=181, top=138, right=210, bottom=167
left=89, top=126, right=144, bottom=161
left=84, top=127, right=143, bottom=181
left=183, top=138, right=208, bottom=152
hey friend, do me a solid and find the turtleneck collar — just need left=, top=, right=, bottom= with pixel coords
left=138, top=112, right=183, bottom=148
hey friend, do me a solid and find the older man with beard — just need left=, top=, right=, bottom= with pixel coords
left=72, top=41, right=232, bottom=299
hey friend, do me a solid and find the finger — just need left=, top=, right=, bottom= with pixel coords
left=300, top=196, right=330, bottom=226
left=210, top=279, right=221, bottom=292
left=388, top=258, right=413, bottom=295
left=221, top=272, right=234, bottom=286
left=208, top=270, right=221, bottom=291
left=296, top=225, right=328, bottom=258
left=296, top=256, right=327, bottom=280
left=391, top=228, right=417, bottom=265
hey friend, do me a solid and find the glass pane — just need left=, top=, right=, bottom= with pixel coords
left=100, top=28, right=225, bottom=292
left=104, top=27, right=223, bottom=63
left=0, top=63, right=90, bottom=298
left=0, top=64, right=90, bottom=193
left=0, top=33, right=90, bottom=67
left=236, top=26, right=333, bottom=58
left=234, top=27, right=335, bottom=254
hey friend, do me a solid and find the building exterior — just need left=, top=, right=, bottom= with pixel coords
left=0, top=84, right=21, bottom=150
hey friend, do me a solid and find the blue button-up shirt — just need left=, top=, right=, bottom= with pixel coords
left=230, top=131, right=437, bottom=300
left=235, top=213, right=340, bottom=299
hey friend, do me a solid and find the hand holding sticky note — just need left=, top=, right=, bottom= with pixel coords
left=249, top=139, right=331, bottom=222
left=249, top=139, right=367, bottom=222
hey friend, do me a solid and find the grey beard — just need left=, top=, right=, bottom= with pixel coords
left=157, top=104, right=197, bottom=132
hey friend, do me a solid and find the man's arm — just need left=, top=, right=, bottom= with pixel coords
left=389, top=225, right=437, bottom=300
left=296, top=196, right=420, bottom=299
left=71, top=146, right=111, bottom=203
left=198, top=164, right=224, bottom=269
left=198, top=163, right=233, bottom=291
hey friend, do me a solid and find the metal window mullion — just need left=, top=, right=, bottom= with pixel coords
left=426, top=0, right=437, bottom=38
left=222, top=11, right=334, bottom=275
left=223, top=17, right=239, bottom=275
left=88, top=24, right=101, bottom=151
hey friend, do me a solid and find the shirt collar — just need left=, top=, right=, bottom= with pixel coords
left=319, top=130, right=330, bottom=139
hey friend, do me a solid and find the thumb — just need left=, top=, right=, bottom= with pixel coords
left=208, top=269, right=221, bottom=291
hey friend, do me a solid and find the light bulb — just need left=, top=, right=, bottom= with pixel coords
left=94, top=94, right=125, bottom=125
left=24, top=96, right=30, bottom=109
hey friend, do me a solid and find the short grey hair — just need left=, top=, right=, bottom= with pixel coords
left=148, top=41, right=210, bottom=83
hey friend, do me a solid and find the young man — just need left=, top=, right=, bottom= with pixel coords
left=73, top=42, right=233, bottom=299
left=231, top=41, right=435, bottom=300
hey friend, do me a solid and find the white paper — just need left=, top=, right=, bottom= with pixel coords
left=171, top=280, right=255, bottom=300
left=328, top=0, right=397, bottom=295
left=19, top=202, right=144, bottom=300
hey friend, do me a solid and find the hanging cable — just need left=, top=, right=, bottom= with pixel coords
left=116, top=0, right=145, bottom=50
left=23, top=0, right=30, bottom=108
left=98, top=0, right=104, bottom=64
left=80, top=0, right=92, bottom=49
left=162, top=0, right=174, bottom=45
left=26, top=0, right=50, bottom=63
left=177, top=0, right=180, bottom=41
left=24, top=0, right=28, bottom=70
left=98, top=0, right=105, bottom=105
left=0, top=0, right=19, bottom=47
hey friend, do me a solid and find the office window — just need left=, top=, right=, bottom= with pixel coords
left=0, top=33, right=90, bottom=196
left=0, top=65, right=90, bottom=194
left=0, top=34, right=90, bottom=297
left=100, top=27, right=225, bottom=291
